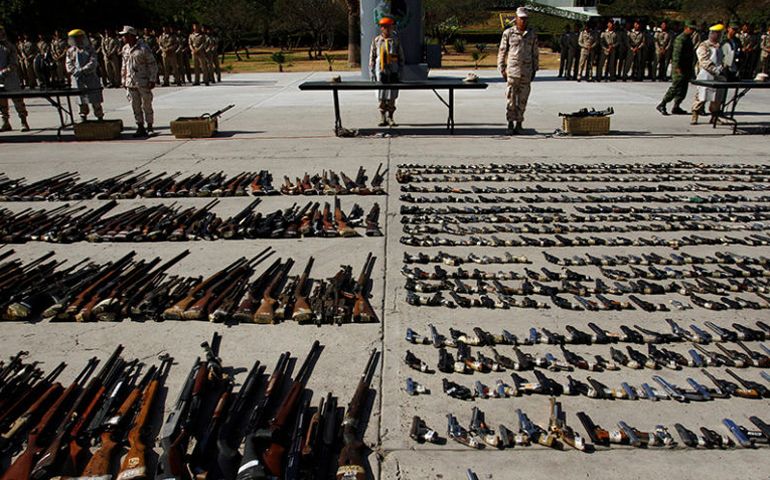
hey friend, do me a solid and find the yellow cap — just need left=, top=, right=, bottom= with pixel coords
left=68, top=29, right=86, bottom=37
left=709, top=24, right=724, bottom=31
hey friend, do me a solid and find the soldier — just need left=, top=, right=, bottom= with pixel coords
left=35, top=33, right=56, bottom=88
left=0, top=26, right=30, bottom=131
left=89, top=31, right=107, bottom=87
left=18, top=33, right=38, bottom=88
left=177, top=27, right=192, bottom=83
left=625, top=20, right=644, bottom=81
left=722, top=22, right=742, bottom=78
left=738, top=23, right=759, bottom=78
left=615, top=21, right=628, bottom=81
left=205, top=27, right=221, bottom=83
left=569, top=24, right=579, bottom=80
left=51, top=30, right=69, bottom=86
left=692, top=24, right=727, bottom=125
left=577, top=22, right=596, bottom=82
left=65, top=29, right=104, bottom=121
left=119, top=25, right=158, bottom=137
left=598, top=20, right=619, bottom=81
left=102, top=29, right=121, bottom=87
left=644, top=25, right=657, bottom=80
left=189, top=23, right=211, bottom=86
left=558, top=24, right=570, bottom=78
left=656, top=21, right=696, bottom=116
left=369, top=16, right=404, bottom=127
left=655, top=21, right=673, bottom=80
left=498, top=7, right=538, bottom=135
left=761, top=25, right=770, bottom=75
left=143, top=28, right=162, bottom=84
left=159, top=26, right=180, bottom=86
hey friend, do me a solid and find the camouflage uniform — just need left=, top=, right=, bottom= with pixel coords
left=0, top=36, right=29, bottom=130
left=206, top=31, right=221, bottom=82
left=177, top=29, right=192, bottom=83
left=497, top=24, right=538, bottom=123
left=568, top=27, right=579, bottom=79
left=577, top=27, right=596, bottom=80
left=739, top=29, right=759, bottom=78
left=159, top=30, right=181, bottom=86
left=655, top=28, right=673, bottom=80
left=598, top=28, right=618, bottom=80
left=659, top=30, right=694, bottom=110
left=558, top=30, right=570, bottom=77
left=189, top=30, right=211, bottom=85
left=692, top=38, right=725, bottom=119
left=102, top=33, right=121, bottom=87
left=89, top=33, right=107, bottom=86
left=143, top=31, right=162, bottom=83
left=51, top=35, right=68, bottom=84
left=121, top=39, right=158, bottom=127
left=615, top=26, right=628, bottom=79
left=761, top=30, right=770, bottom=74
left=625, top=28, right=644, bottom=80
left=19, top=37, right=38, bottom=88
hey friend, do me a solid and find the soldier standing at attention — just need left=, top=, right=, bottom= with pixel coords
left=558, top=24, right=570, bottom=78
left=626, top=20, right=644, bottom=81
left=656, top=21, right=696, bottom=116
left=760, top=25, right=770, bottom=74
left=568, top=24, right=579, bottom=79
left=369, top=16, right=404, bottom=127
left=655, top=21, right=673, bottom=80
left=598, top=20, right=618, bottom=81
left=51, top=30, right=68, bottom=86
left=189, top=23, right=210, bottom=85
left=205, top=27, right=221, bottom=83
left=159, top=26, right=180, bottom=86
left=88, top=31, right=107, bottom=87
left=65, top=29, right=104, bottom=121
left=178, top=27, right=192, bottom=84
left=103, top=29, right=121, bottom=87
left=577, top=22, right=595, bottom=81
left=0, top=26, right=30, bottom=131
left=614, top=21, right=628, bottom=80
left=498, top=7, right=538, bottom=135
left=119, top=25, right=158, bottom=137
left=692, top=24, right=726, bottom=125
left=19, top=33, right=38, bottom=88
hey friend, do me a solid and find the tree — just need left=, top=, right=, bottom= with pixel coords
left=195, top=0, right=260, bottom=60
left=276, top=0, right=346, bottom=59
left=424, top=0, right=487, bottom=53
left=682, top=0, right=770, bottom=25
left=342, top=0, right=360, bottom=66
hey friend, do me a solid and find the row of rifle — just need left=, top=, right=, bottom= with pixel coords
left=397, top=172, right=770, bottom=184
left=0, top=166, right=386, bottom=201
left=0, top=336, right=380, bottom=480
left=401, top=182, right=770, bottom=194
left=411, top=401, right=770, bottom=450
left=0, top=198, right=382, bottom=243
left=401, top=203, right=770, bottom=216
left=0, top=248, right=378, bottom=324
left=400, top=192, right=770, bottom=204
left=399, top=232, right=770, bottom=249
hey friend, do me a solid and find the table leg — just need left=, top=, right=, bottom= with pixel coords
left=332, top=89, right=343, bottom=136
left=449, top=89, right=454, bottom=134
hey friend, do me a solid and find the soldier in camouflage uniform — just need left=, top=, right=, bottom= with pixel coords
left=36, top=33, right=55, bottom=87
left=577, top=22, right=596, bottom=81
left=656, top=21, right=696, bottom=116
left=498, top=7, right=538, bottom=134
left=51, top=30, right=69, bottom=86
left=89, top=31, right=107, bottom=87
left=18, top=33, right=37, bottom=88
left=102, top=29, right=121, bottom=87
left=205, top=27, right=221, bottom=83
left=143, top=29, right=162, bottom=84
left=119, top=26, right=158, bottom=137
left=655, top=21, right=673, bottom=80
left=569, top=24, right=579, bottom=79
left=598, top=20, right=618, bottom=81
left=739, top=24, right=759, bottom=78
left=189, top=23, right=211, bottom=85
left=0, top=26, right=30, bottom=131
left=177, top=27, right=192, bottom=83
left=159, top=26, right=180, bottom=86
left=615, top=21, right=628, bottom=80
left=761, top=25, right=770, bottom=75
left=558, top=24, right=570, bottom=78
left=625, top=20, right=644, bottom=81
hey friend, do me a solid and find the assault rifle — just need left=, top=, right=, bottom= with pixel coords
left=336, top=349, right=377, bottom=480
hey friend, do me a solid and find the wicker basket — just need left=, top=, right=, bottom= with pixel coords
left=562, top=116, right=610, bottom=136
left=170, top=117, right=218, bottom=138
left=73, top=120, right=123, bottom=141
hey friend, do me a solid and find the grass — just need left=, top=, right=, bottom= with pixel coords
left=221, top=46, right=560, bottom=73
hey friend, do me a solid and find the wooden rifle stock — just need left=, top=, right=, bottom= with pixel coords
left=253, top=260, right=294, bottom=324
left=334, top=197, right=356, bottom=237
left=162, top=260, right=238, bottom=320
left=353, top=254, right=376, bottom=323
left=291, top=257, right=314, bottom=323
left=336, top=349, right=377, bottom=480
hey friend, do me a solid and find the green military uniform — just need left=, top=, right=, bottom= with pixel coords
left=19, top=37, right=38, bottom=88
left=51, top=34, right=68, bottom=84
left=159, top=29, right=181, bottom=86
left=102, top=32, right=121, bottom=87
left=658, top=24, right=695, bottom=114
left=189, top=29, right=211, bottom=85
left=655, top=27, right=673, bottom=80
left=577, top=27, right=596, bottom=80
left=598, top=27, right=618, bottom=80
left=206, top=30, right=220, bottom=83
left=626, top=27, right=644, bottom=80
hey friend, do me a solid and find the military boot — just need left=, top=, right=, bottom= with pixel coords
left=0, top=119, right=11, bottom=132
left=690, top=111, right=698, bottom=125
left=514, top=122, right=524, bottom=134
left=133, top=124, right=148, bottom=137
left=387, top=112, right=398, bottom=127
left=671, top=104, right=687, bottom=115
left=20, top=118, right=30, bottom=132
left=378, top=112, right=387, bottom=127
left=506, top=121, right=514, bottom=135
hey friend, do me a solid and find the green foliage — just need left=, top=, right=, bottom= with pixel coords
left=453, top=38, right=467, bottom=53
left=470, top=50, right=488, bottom=69
left=475, top=43, right=487, bottom=54
left=324, top=52, right=335, bottom=71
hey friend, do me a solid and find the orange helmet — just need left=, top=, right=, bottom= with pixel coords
left=378, top=17, right=395, bottom=26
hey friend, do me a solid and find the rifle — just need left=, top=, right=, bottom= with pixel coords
left=232, top=259, right=283, bottom=323
left=352, top=254, right=376, bottom=323
left=312, top=394, right=338, bottom=479
left=364, top=204, right=382, bottom=237
left=284, top=395, right=310, bottom=480
left=336, top=349, right=377, bottom=480
left=155, top=358, right=201, bottom=480
left=253, top=260, right=295, bottom=324
left=162, top=257, right=245, bottom=320
left=116, top=356, right=173, bottom=480
left=235, top=353, right=291, bottom=480
left=291, top=257, right=314, bottom=323
left=0, top=362, right=64, bottom=435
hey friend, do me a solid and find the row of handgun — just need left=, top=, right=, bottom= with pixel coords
left=411, top=402, right=770, bottom=450
left=0, top=336, right=379, bottom=480
left=401, top=203, right=770, bottom=216
left=0, top=248, right=377, bottom=324
left=0, top=198, right=382, bottom=243
left=400, top=192, right=770, bottom=204
left=401, top=182, right=770, bottom=194
left=395, top=161, right=770, bottom=175
left=400, top=233, right=770, bottom=249
left=0, top=166, right=386, bottom=201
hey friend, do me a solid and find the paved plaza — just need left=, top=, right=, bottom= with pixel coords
left=1, top=69, right=769, bottom=479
